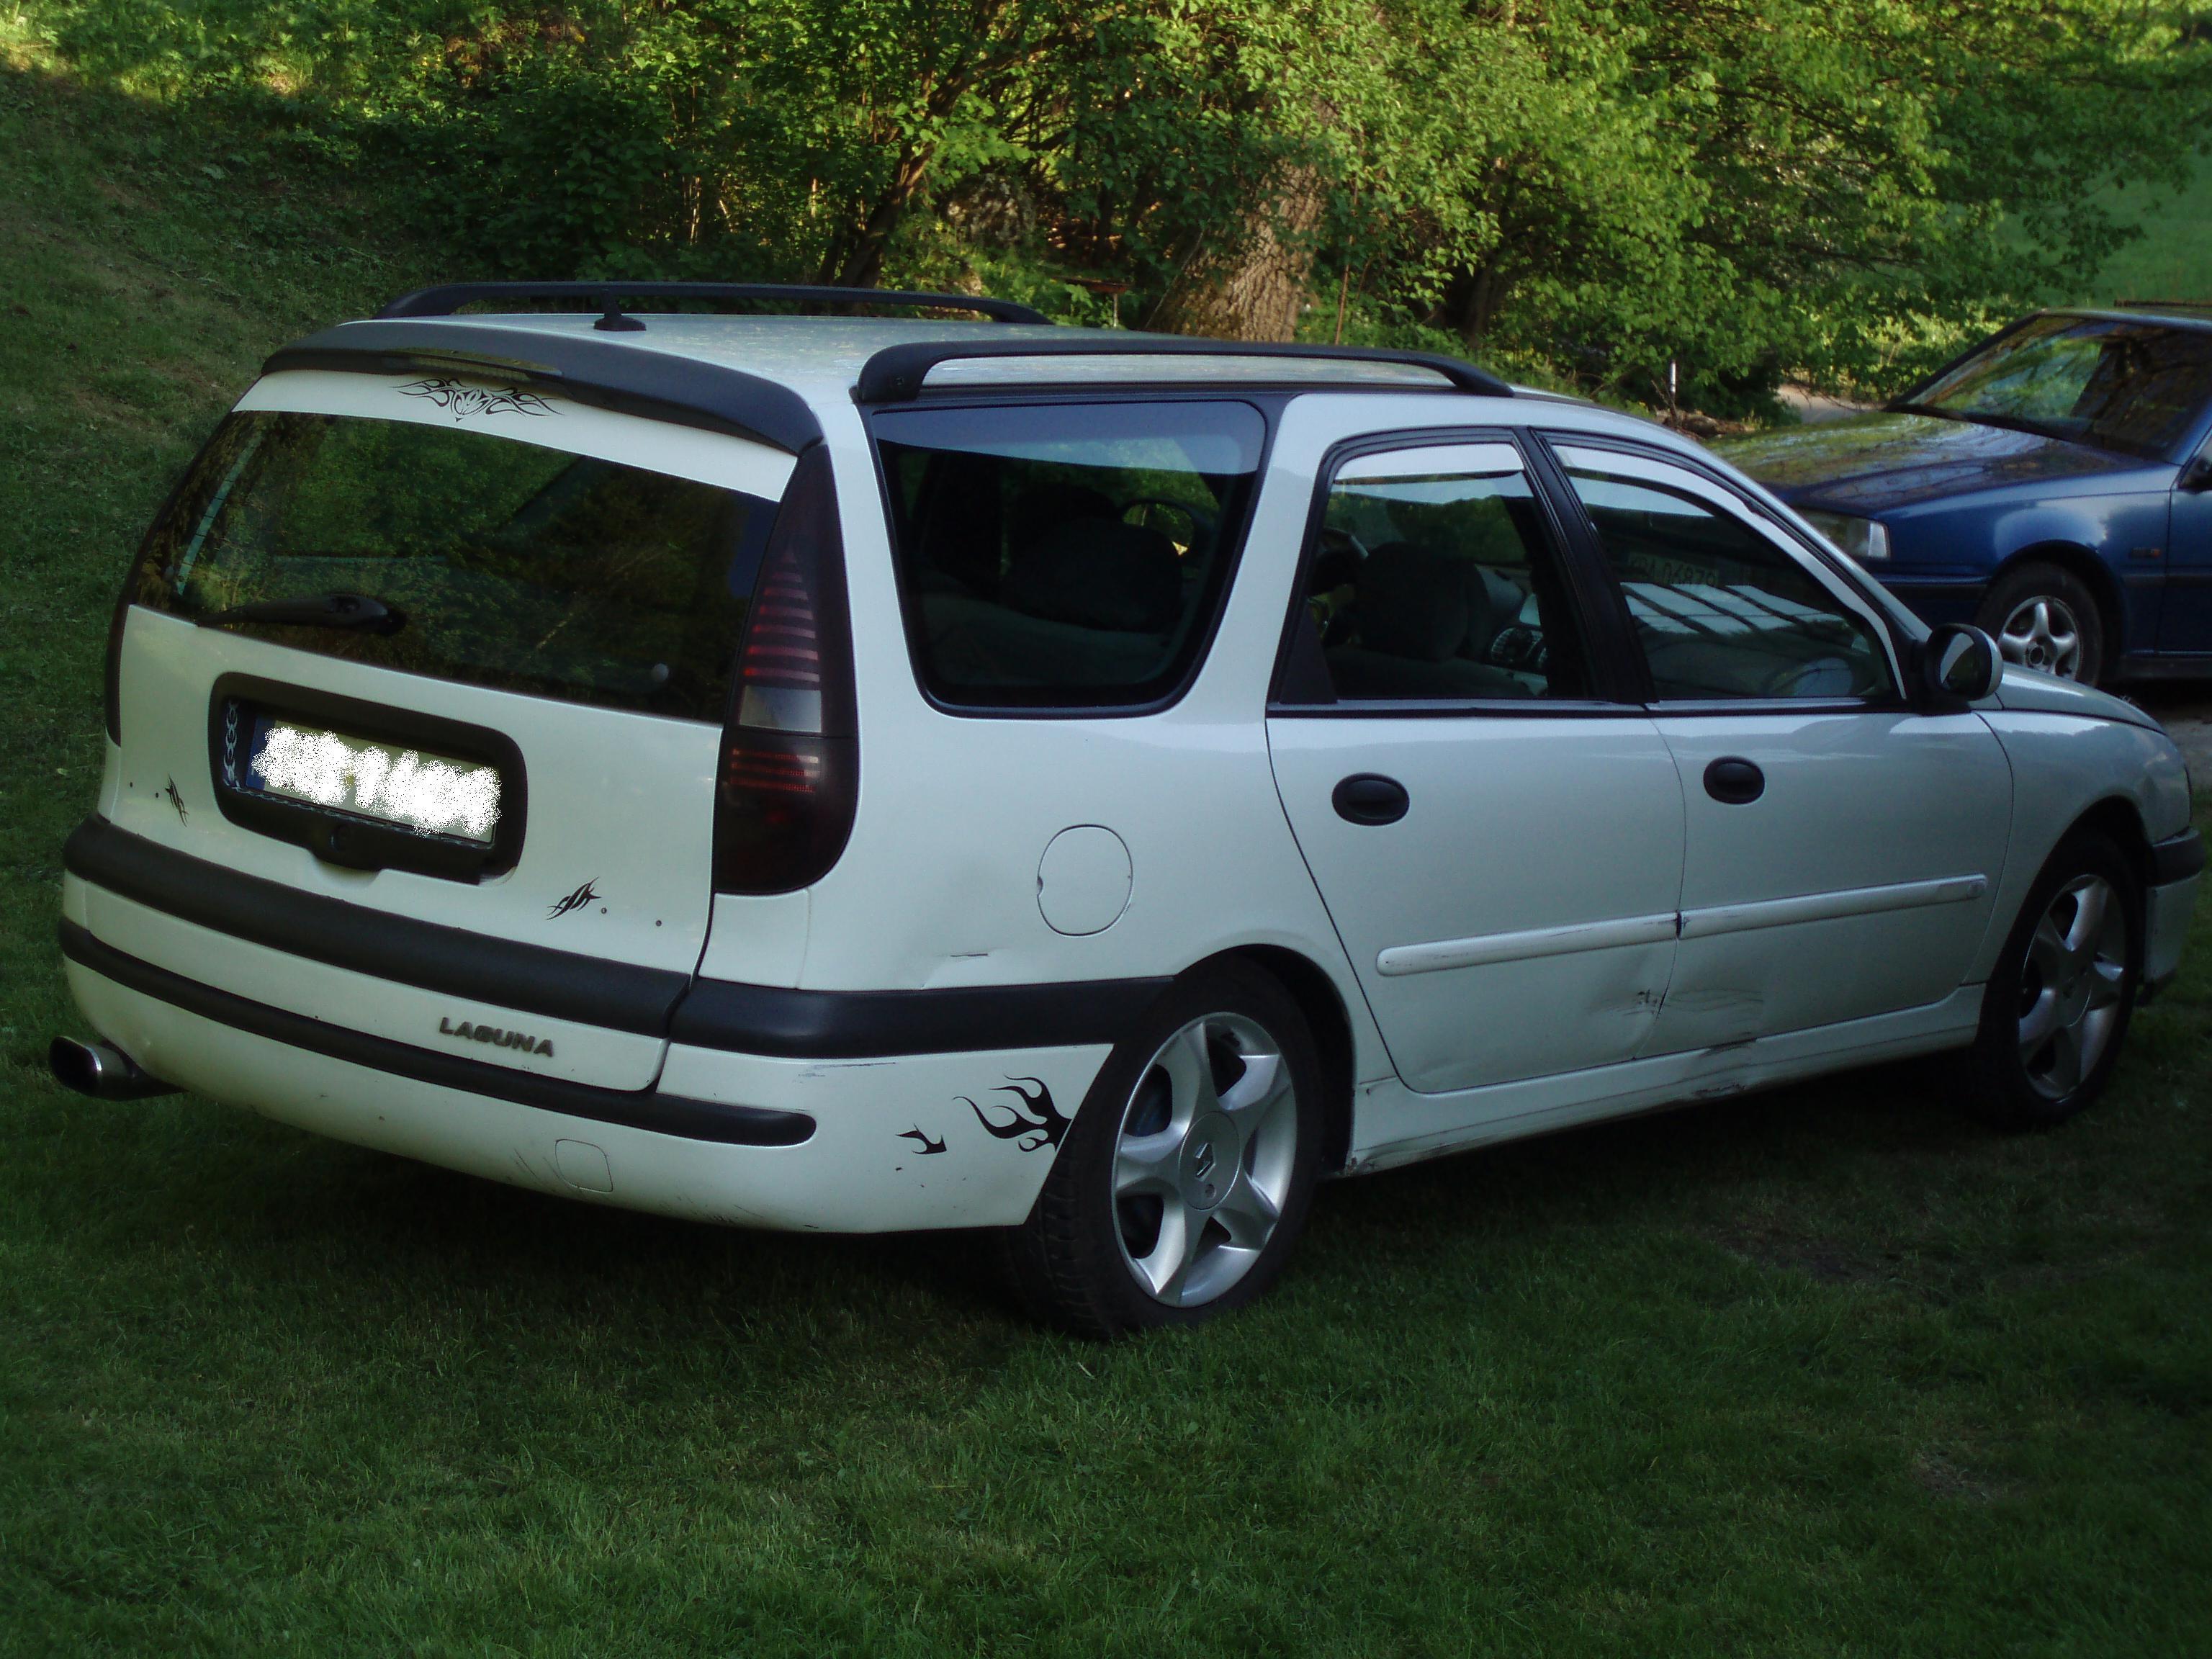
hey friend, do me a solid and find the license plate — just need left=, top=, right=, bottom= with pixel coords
left=240, top=715, right=504, bottom=846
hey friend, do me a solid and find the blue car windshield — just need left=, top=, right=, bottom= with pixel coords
left=1901, top=315, right=2212, bottom=460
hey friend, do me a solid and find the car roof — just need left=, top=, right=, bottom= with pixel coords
left=2051, top=302, right=2212, bottom=333
left=262, top=307, right=1705, bottom=466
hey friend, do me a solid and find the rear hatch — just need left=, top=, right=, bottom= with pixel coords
left=82, top=367, right=794, bottom=1089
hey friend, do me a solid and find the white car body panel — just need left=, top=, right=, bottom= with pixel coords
left=55, top=315, right=2200, bottom=1240
left=1647, top=709, right=2013, bottom=1050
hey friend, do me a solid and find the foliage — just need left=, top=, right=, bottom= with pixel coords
left=18, top=0, right=2212, bottom=400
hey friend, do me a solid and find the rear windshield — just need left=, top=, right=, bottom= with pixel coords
left=1901, top=315, right=2212, bottom=459
left=133, top=411, right=779, bottom=721
left=874, top=400, right=1266, bottom=709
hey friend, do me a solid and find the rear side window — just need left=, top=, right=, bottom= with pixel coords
left=134, top=412, right=778, bottom=721
left=874, top=401, right=1266, bottom=709
left=1296, top=444, right=1593, bottom=701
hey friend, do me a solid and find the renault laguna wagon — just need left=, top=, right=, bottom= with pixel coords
left=53, top=282, right=2202, bottom=1334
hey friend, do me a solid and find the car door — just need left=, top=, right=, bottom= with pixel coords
left=1265, top=431, right=1686, bottom=1094
left=1547, top=440, right=2014, bottom=1052
left=2160, top=429, right=2212, bottom=653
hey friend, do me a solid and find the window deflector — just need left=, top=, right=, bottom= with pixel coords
left=1552, top=443, right=1907, bottom=698
left=1333, top=442, right=1524, bottom=482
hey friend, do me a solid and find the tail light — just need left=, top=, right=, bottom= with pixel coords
left=712, top=445, right=858, bottom=894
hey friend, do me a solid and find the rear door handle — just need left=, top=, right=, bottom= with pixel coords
left=1703, top=756, right=1765, bottom=805
left=1333, top=773, right=1410, bottom=825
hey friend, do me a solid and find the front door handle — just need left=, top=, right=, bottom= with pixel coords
left=1333, top=773, right=1410, bottom=825
left=1704, top=756, right=1765, bottom=805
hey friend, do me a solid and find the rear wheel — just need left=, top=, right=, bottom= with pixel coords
left=1002, top=961, right=1323, bottom=1336
left=1961, top=832, right=2141, bottom=1129
left=1976, top=561, right=2105, bottom=684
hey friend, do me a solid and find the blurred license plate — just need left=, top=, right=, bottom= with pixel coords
left=243, top=716, right=504, bottom=846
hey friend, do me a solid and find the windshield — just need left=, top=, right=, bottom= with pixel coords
left=1901, top=315, right=2212, bottom=459
left=135, top=411, right=778, bottom=720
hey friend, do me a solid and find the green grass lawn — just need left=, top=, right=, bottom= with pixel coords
left=2074, top=156, right=2212, bottom=306
left=5, top=56, right=2212, bottom=1658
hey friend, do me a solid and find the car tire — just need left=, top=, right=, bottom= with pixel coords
left=1976, top=561, right=2106, bottom=684
left=1000, top=959, right=1325, bottom=1336
left=1960, top=831, right=2142, bottom=1130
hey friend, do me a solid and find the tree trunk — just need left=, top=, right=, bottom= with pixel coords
left=1147, top=163, right=1326, bottom=341
left=820, top=145, right=934, bottom=289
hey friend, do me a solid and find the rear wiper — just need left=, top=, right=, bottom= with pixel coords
left=197, top=592, right=406, bottom=634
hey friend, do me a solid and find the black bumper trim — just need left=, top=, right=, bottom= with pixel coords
left=58, top=920, right=815, bottom=1148
left=65, top=817, right=687, bottom=1037
left=667, top=974, right=1172, bottom=1058
left=65, top=817, right=1170, bottom=1058
left=2153, top=827, right=2204, bottom=886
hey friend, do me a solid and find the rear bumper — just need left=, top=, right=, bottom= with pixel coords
left=60, top=922, right=1113, bottom=1233
left=2144, top=829, right=2203, bottom=994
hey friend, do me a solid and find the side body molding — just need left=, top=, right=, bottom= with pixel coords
left=1380, top=874, right=1990, bottom=974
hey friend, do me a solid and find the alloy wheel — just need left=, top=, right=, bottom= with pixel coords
left=1997, top=594, right=2084, bottom=680
left=2016, top=873, right=2129, bottom=1100
left=1111, top=1013, right=1300, bottom=1307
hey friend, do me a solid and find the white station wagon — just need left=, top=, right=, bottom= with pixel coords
left=53, top=282, right=2203, bottom=1334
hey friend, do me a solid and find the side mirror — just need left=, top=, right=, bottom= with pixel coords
left=1920, top=622, right=2002, bottom=706
left=2180, top=454, right=2212, bottom=494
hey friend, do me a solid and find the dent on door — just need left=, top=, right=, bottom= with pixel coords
left=1269, top=716, right=1687, bottom=1093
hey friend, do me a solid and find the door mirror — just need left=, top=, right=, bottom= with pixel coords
left=1920, top=623, right=2002, bottom=705
left=2180, top=454, right=2212, bottom=494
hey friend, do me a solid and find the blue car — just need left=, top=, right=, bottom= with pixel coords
left=1719, top=303, right=2212, bottom=684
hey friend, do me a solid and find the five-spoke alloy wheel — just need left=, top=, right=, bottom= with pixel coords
left=1976, top=561, right=2105, bottom=685
left=1002, top=961, right=1324, bottom=1336
left=1111, top=1012, right=1301, bottom=1307
left=1964, top=831, right=2141, bottom=1128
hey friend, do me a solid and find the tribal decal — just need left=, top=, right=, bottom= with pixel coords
left=397, top=378, right=557, bottom=421
left=163, top=776, right=188, bottom=824
left=896, top=1126, right=948, bottom=1156
left=547, top=878, right=601, bottom=920
left=961, top=1076, right=1071, bottom=1153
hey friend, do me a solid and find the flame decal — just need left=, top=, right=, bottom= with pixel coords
left=961, top=1076, right=1071, bottom=1153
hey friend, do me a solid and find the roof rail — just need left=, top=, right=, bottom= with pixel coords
left=2117, top=297, right=2212, bottom=315
left=853, top=337, right=1514, bottom=403
left=377, top=281, right=1051, bottom=328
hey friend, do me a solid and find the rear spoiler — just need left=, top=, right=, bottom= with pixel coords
left=264, top=320, right=824, bottom=454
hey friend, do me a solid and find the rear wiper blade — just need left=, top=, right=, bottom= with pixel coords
left=197, top=592, right=406, bottom=634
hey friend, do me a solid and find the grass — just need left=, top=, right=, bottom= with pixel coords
left=2074, top=156, right=2212, bottom=307
left=5, top=53, right=2212, bottom=1658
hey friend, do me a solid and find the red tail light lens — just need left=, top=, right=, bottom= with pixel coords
left=712, top=445, right=858, bottom=894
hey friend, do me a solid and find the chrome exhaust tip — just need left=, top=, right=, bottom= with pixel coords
left=48, top=1036, right=179, bottom=1101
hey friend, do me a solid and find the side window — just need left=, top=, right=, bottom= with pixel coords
left=1291, top=443, right=1593, bottom=702
left=873, top=400, right=1265, bottom=709
left=1560, top=456, right=1897, bottom=702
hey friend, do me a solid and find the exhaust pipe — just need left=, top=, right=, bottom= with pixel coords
left=48, top=1036, right=179, bottom=1101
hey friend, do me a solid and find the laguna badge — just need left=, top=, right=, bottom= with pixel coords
left=439, top=1017, right=554, bottom=1058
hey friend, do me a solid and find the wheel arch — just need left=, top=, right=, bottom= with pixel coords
left=1987, top=541, right=2126, bottom=659
left=2063, top=793, right=2157, bottom=897
left=1195, top=944, right=1357, bottom=1176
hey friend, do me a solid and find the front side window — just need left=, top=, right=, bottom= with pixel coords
left=875, top=401, right=1266, bottom=709
left=136, top=412, right=776, bottom=720
left=1898, top=315, right=2212, bottom=459
left=1563, top=462, right=1896, bottom=701
left=1290, top=443, right=1592, bottom=702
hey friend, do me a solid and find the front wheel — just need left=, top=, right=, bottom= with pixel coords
left=1001, top=961, right=1324, bottom=1336
left=1976, top=561, right=2105, bottom=684
left=1961, top=831, right=2141, bottom=1130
